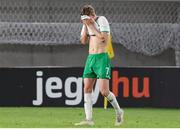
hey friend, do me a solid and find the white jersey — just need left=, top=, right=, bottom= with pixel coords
left=80, top=16, right=110, bottom=36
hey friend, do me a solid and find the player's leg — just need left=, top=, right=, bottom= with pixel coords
left=98, top=78, right=124, bottom=126
left=84, top=78, right=96, bottom=121
left=75, top=78, right=96, bottom=126
left=75, top=53, right=97, bottom=126
left=94, top=53, right=123, bottom=125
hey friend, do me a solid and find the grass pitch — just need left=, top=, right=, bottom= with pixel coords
left=0, top=107, right=180, bottom=128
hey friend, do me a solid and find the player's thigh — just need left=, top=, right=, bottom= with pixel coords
left=98, top=79, right=110, bottom=96
left=84, top=78, right=96, bottom=93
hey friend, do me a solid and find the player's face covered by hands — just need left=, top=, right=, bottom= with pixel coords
left=83, top=19, right=94, bottom=26
left=81, top=15, right=95, bottom=26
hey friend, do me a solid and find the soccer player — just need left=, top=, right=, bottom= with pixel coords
left=75, top=5, right=124, bottom=126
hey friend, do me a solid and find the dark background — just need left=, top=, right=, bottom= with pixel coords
left=0, top=67, right=180, bottom=108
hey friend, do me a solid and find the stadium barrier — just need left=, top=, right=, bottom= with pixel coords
left=0, top=0, right=180, bottom=65
left=0, top=67, right=180, bottom=108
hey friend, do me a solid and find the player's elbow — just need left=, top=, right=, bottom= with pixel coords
left=80, top=37, right=87, bottom=45
left=100, top=36, right=105, bottom=41
left=99, top=33, right=108, bottom=42
left=98, top=34, right=106, bottom=42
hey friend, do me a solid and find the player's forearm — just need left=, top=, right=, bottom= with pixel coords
left=88, top=25, right=105, bottom=40
left=80, top=34, right=88, bottom=44
left=80, top=25, right=88, bottom=44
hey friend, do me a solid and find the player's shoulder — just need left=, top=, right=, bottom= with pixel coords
left=98, top=16, right=108, bottom=21
left=98, top=16, right=109, bottom=24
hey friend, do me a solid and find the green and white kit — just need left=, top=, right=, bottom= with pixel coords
left=81, top=16, right=111, bottom=79
left=83, top=53, right=111, bottom=79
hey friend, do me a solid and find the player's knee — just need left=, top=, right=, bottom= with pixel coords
left=84, top=86, right=92, bottom=93
left=100, top=90, right=109, bottom=97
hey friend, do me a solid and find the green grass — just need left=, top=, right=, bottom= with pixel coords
left=0, top=107, right=180, bottom=128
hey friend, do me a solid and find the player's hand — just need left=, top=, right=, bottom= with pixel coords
left=82, top=18, right=94, bottom=26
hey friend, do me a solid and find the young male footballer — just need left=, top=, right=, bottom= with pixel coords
left=75, top=5, right=124, bottom=126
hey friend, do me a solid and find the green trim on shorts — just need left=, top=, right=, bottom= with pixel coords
left=83, top=52, right=111, bottom=79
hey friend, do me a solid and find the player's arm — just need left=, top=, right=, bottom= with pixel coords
left=88, top=24, right=107, bottom=42
left=86, top=16, right=110, bottom=42
left=80, top=25, right=89, bottom=44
